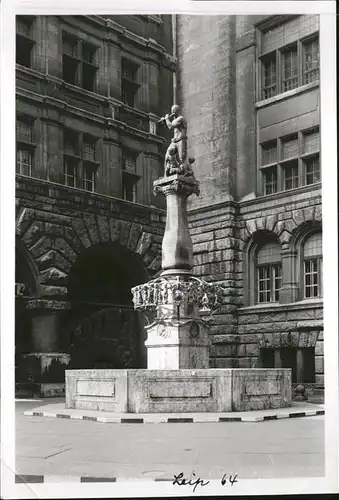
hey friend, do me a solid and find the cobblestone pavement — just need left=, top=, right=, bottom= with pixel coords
left=15, top=399, right=325, bottom=481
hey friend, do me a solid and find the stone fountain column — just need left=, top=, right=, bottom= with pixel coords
left=146, top=174, right=209, bottom=369
left=132, top=104, right=222, bottom=371
left=132, top=174, right=222, bottom=370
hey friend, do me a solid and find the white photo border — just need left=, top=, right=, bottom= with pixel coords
left=1, top=0, right=337, bottom=498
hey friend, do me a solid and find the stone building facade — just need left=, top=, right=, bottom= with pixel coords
left=15, top=14, right=323, bottom=401
left=15, top=14, right=174, bottom=395
left=177, top=14, right=323, bottom=401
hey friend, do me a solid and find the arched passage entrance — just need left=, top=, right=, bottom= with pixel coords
left=65, top=242, right=150, bottom=370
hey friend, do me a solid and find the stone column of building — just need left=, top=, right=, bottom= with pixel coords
left=23, top=299, right=70, bottom=397
left=39, top=114, right=63, bottom=184
left=140, top=152, right=163, bottom=207
left=32, top=16, right=63, bottom=77
left=101, top=35, right=121, bottom=99
left=176, top=15, right=240, bottom=368
left=176, top=15, right=237, bottom=207
left=235, top=15, right=257, bottom=201
left=280, top=248, right=299, bottom=303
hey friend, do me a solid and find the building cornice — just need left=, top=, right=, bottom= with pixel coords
left=16, top=175, right=166, bottom=219
left=254, top=14, right=300, bottom=31
left=16, top=73, right=166, bottom=145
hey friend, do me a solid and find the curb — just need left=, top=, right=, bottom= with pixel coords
left=15, top=474, right=175, bottom=483
left=24, top=408, right=324, bottom=423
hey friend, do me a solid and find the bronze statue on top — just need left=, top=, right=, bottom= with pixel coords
left=159, top=104, right=195, bottom=177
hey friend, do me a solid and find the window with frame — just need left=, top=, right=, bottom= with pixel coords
left=303, top=37, right=320, bottom=84
left=302, top=128, right=321, bottom=185
left=261, top=347, right=315, bottom=383
left=62, top=32, right=98, bottom=91
left=16, top=116, right=35, bottom=176
left=259, top=127, right=320, bottom=195
left=82, top=134, right=97, bottom=191
left=303, top=232, right=322, bottom=299
left=63, top=129, right=99, bottom=191
left=122, top=150, right=140, bottom=202
left=259, top=21, right=319, bottom=101
left=262, top=53, right=277, bottom=99
left=263, top=167, right=278, bottom=195
left=16, top=16, right=35, bottom=68
left=256, top=241, right=282, bottom=303
left=121, top=59, right=140, bottom=108
left=64, top=157, right=77, bottom=187
left=282, top=44, right=298, bottom=92
left=83, top=164, right=96, bottom=192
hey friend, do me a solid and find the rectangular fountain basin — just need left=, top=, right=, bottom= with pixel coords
left=65, top=368, right=291, bottom=413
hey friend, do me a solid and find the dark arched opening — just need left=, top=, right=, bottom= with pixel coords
left=65, top=242, right=150, bottom=370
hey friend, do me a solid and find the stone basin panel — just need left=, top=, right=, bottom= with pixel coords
left=127, top=369, right=232, bottom=412
left=66, top=368, right=291, bottom=413
left=232, top=369, right=292, bottom=411
left=65, top=369, right=128, bottom=412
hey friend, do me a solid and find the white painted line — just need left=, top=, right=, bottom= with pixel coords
left=16, top=399, right=43, bottom=402
left=144, top=417, right=168, bottom=424
left=304, top=410, right=317, bottom=416
left=193, top=416, right=219, bottom=423
left=44, top=475, right=81, bottom=483
left=101, top=417, right=123, bottom=423
left=70, top=414, right=83, bottom=420
left=23, top=411, right=33, bottom=416
left=241, top=416, right=264, bottom=422
left=42, top=412, right=57, bottom=418
left=115, top=477, right=150, bottom=482
left=276, top=413, right=290, bottom=419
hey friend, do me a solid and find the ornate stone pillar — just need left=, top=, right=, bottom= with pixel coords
left=132, top=175, right=222, bottom=370
left=22, top=299, right=71, bottom=397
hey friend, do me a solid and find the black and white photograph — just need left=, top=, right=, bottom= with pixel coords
left=1, top=0, right=338, bottom=498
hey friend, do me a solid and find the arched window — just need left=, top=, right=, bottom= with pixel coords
left=256, top=241, right=282, bottom=303
left=302, top=232, right=322, bottom=298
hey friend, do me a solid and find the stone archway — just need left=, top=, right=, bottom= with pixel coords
left=65, top=242, right=151, bottom=370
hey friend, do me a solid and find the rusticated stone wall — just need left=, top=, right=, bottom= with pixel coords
left=16, top=176, right=165, bottom=298
left=189, top=185, right=323, bottom=397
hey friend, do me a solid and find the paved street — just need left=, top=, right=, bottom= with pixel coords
left=15, top=399, right=325, bottom=481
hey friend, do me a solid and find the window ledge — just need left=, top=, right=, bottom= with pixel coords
left=239, top=299, right=323, bottom=313
left=255, top=80, right=319, bottom=109
left=240, top=182, right=321, bottom=207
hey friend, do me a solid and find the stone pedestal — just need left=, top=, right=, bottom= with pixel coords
left=145, top=317, right=209, bottom=370
left=18, top=299, right=71, bottom=397
left=22, top=352, right=70, bottom=397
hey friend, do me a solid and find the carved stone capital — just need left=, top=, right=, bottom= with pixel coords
left=153, top=174, right=200, bottom=198
left=131, top=275, right=223, bottom=314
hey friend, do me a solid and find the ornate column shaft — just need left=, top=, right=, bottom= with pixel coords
left=154, top=175, right=199, bottom=275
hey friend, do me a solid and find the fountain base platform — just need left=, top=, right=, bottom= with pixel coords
left=65, top=368, right=291, bottom=413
